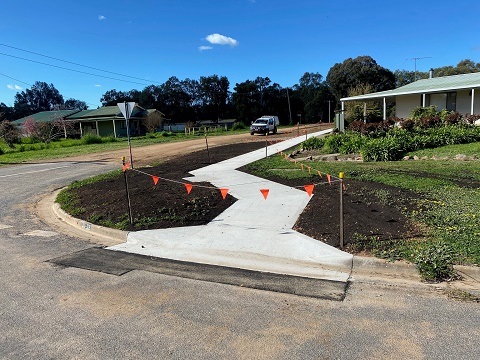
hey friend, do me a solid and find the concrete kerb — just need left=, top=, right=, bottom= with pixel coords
left=53, top=202, right=128, bottom=242
left=45, top=189, right=128, bottom=246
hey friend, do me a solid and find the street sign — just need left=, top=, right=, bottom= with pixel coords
left=118, top=102, right=136, bottom=120
left=117, top=101, right=136, bottom=169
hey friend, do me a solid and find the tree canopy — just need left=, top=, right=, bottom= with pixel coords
left=0, top=103, right=15, bottom=121
left=326, top=56, right=396, bottom=100
left=293, top=72, right=335, bottom=122
left=3, top=56, right=479, bottom=124
left=13, top=82, right=64, bottom=119
left=395, top=59, right=480, bottom=87
left=64, top=98, right=88, bottom=110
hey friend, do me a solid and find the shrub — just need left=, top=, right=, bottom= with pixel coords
left=411, top=105, right=438, bottom=120
left=360, top=137, right=404, bottom=162
left=414, top=241, right=456, bottom=282
left=232, top=122, right=246, bottom=131
left=146, top=132, right=157, bottom=139
left=0, top=147, right=4, bottom=155
left=338, top=132, right=366, bottom=154
left=323, top=134, right=344, bottom=153
left=82, top=134, right=103, bottom=144
left=347, top=121, right=364, bottom=133
left=398, top=119, right=415, bottom=130
left=160, top=131, right=175, bottom=137
left=21, top=136, right=36, bottom=144
left=440, top=110, right=462, bottom=125
left=0, top=121, right=21, bottom=148
left=103, top=134, right=118, bottom=143
left=301, top=137, right=325, bottom=150
left=417, top=115, right=442, bottom=128
left=347, top=120, right=394, bottom=137
left=465, top=114, right=480, bottom=124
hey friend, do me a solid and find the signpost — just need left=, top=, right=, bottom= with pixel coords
left=118, top=101, right=136, bottom=169
left=339, top=172, right=345, bottom=250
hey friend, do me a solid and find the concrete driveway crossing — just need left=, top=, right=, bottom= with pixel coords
left=109, top=129, right=353, bottom=282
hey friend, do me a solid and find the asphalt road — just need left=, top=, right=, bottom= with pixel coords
left=1, top=159, right=479, bottom=359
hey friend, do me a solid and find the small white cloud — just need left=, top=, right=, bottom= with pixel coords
left=94, top=84, right=102, bottom=87
left=198, top=46, right=213, bottom=52
left=7, top=84, right=22, bottom=90
left=205, top=33, right=238, bottom=47
left=98, top=15, right=106, bottom=20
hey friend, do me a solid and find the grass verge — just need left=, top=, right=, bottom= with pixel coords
left=0, top=128, right=251, bottom=165
left=245, top=142, right=480, bottom=271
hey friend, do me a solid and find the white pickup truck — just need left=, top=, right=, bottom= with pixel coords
left=250, top=116, right=280, bottom=135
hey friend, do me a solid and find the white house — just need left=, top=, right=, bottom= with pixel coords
left=340, top=71, right=480, bottom=121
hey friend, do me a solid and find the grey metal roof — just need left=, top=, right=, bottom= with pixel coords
left=341, top=71, right=480, bottom=101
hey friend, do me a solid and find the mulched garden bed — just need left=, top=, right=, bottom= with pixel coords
left=67, top=141, right=421, bottom=248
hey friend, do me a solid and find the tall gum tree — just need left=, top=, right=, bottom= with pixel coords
left=326, top=56, right=395, bottom=101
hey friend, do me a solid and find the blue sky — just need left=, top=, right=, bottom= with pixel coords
left=1, top=0, right=479, bottom=110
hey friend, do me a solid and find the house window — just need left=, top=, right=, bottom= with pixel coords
left=120, top=120, right=126, bottom=129
left=446, top=92, right=456, bottom=111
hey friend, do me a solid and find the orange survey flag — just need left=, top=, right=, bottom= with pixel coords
left=260, top=189, right=269, bottom=200
left=220, top=188, right=229, bottom=199
left=304, top=184, right=314, bottom=196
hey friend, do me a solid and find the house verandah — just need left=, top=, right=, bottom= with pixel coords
left=66, top=105, right=154, bottom=138
left=339, top=71, right=480, bottom=124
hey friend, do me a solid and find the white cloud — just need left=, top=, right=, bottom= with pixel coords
left=198, top=46, right=213, bottom=52
left=7, top=84, right=22, bottom=90
left=98, top=15, right=106, bottom=20
left=205, top=33, right=238, bottom=47
left=94, top=84, right=102, bottom=87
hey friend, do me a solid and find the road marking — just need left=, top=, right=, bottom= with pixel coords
left=22, top=230, right=58, bottom=237
left=0, top=165, right=71, bottom=178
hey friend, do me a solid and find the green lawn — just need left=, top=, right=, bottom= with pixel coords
left=407, top=141, right=480, bottom=158
left=245, top=142, right=480, bottom=266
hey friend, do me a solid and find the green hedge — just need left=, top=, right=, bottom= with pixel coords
left=302, top=124, right=480, bottom=162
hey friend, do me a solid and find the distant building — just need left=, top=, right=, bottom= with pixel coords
left=12, top=105, right=164, bottom=138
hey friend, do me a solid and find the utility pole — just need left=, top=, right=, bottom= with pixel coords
left=286, top=88, right=292, bottom=124
left=327, top=100, right=333, bottom=123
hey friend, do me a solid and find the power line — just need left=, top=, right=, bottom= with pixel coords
left=0, top=72, right=32, bottom=87
left=0, top=52, right=151, bottom=87
left=0, top=43, right=161, bottom=85
left=0, top=72, right=100, bottom=109
left=0, top=51, right=286, bottom=96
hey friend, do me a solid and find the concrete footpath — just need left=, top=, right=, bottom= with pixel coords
left=108, top=129, right=353, bottom=284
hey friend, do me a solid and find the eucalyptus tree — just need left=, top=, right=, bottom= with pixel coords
left=326, top=56, right=395, bottom=100
left=13, top=81, right=64, bottom=118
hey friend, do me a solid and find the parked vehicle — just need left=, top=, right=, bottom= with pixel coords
left=250, top=116, right=280, bottom=135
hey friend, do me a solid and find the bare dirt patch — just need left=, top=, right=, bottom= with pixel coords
left=65, top=127, right=420, bottom=249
